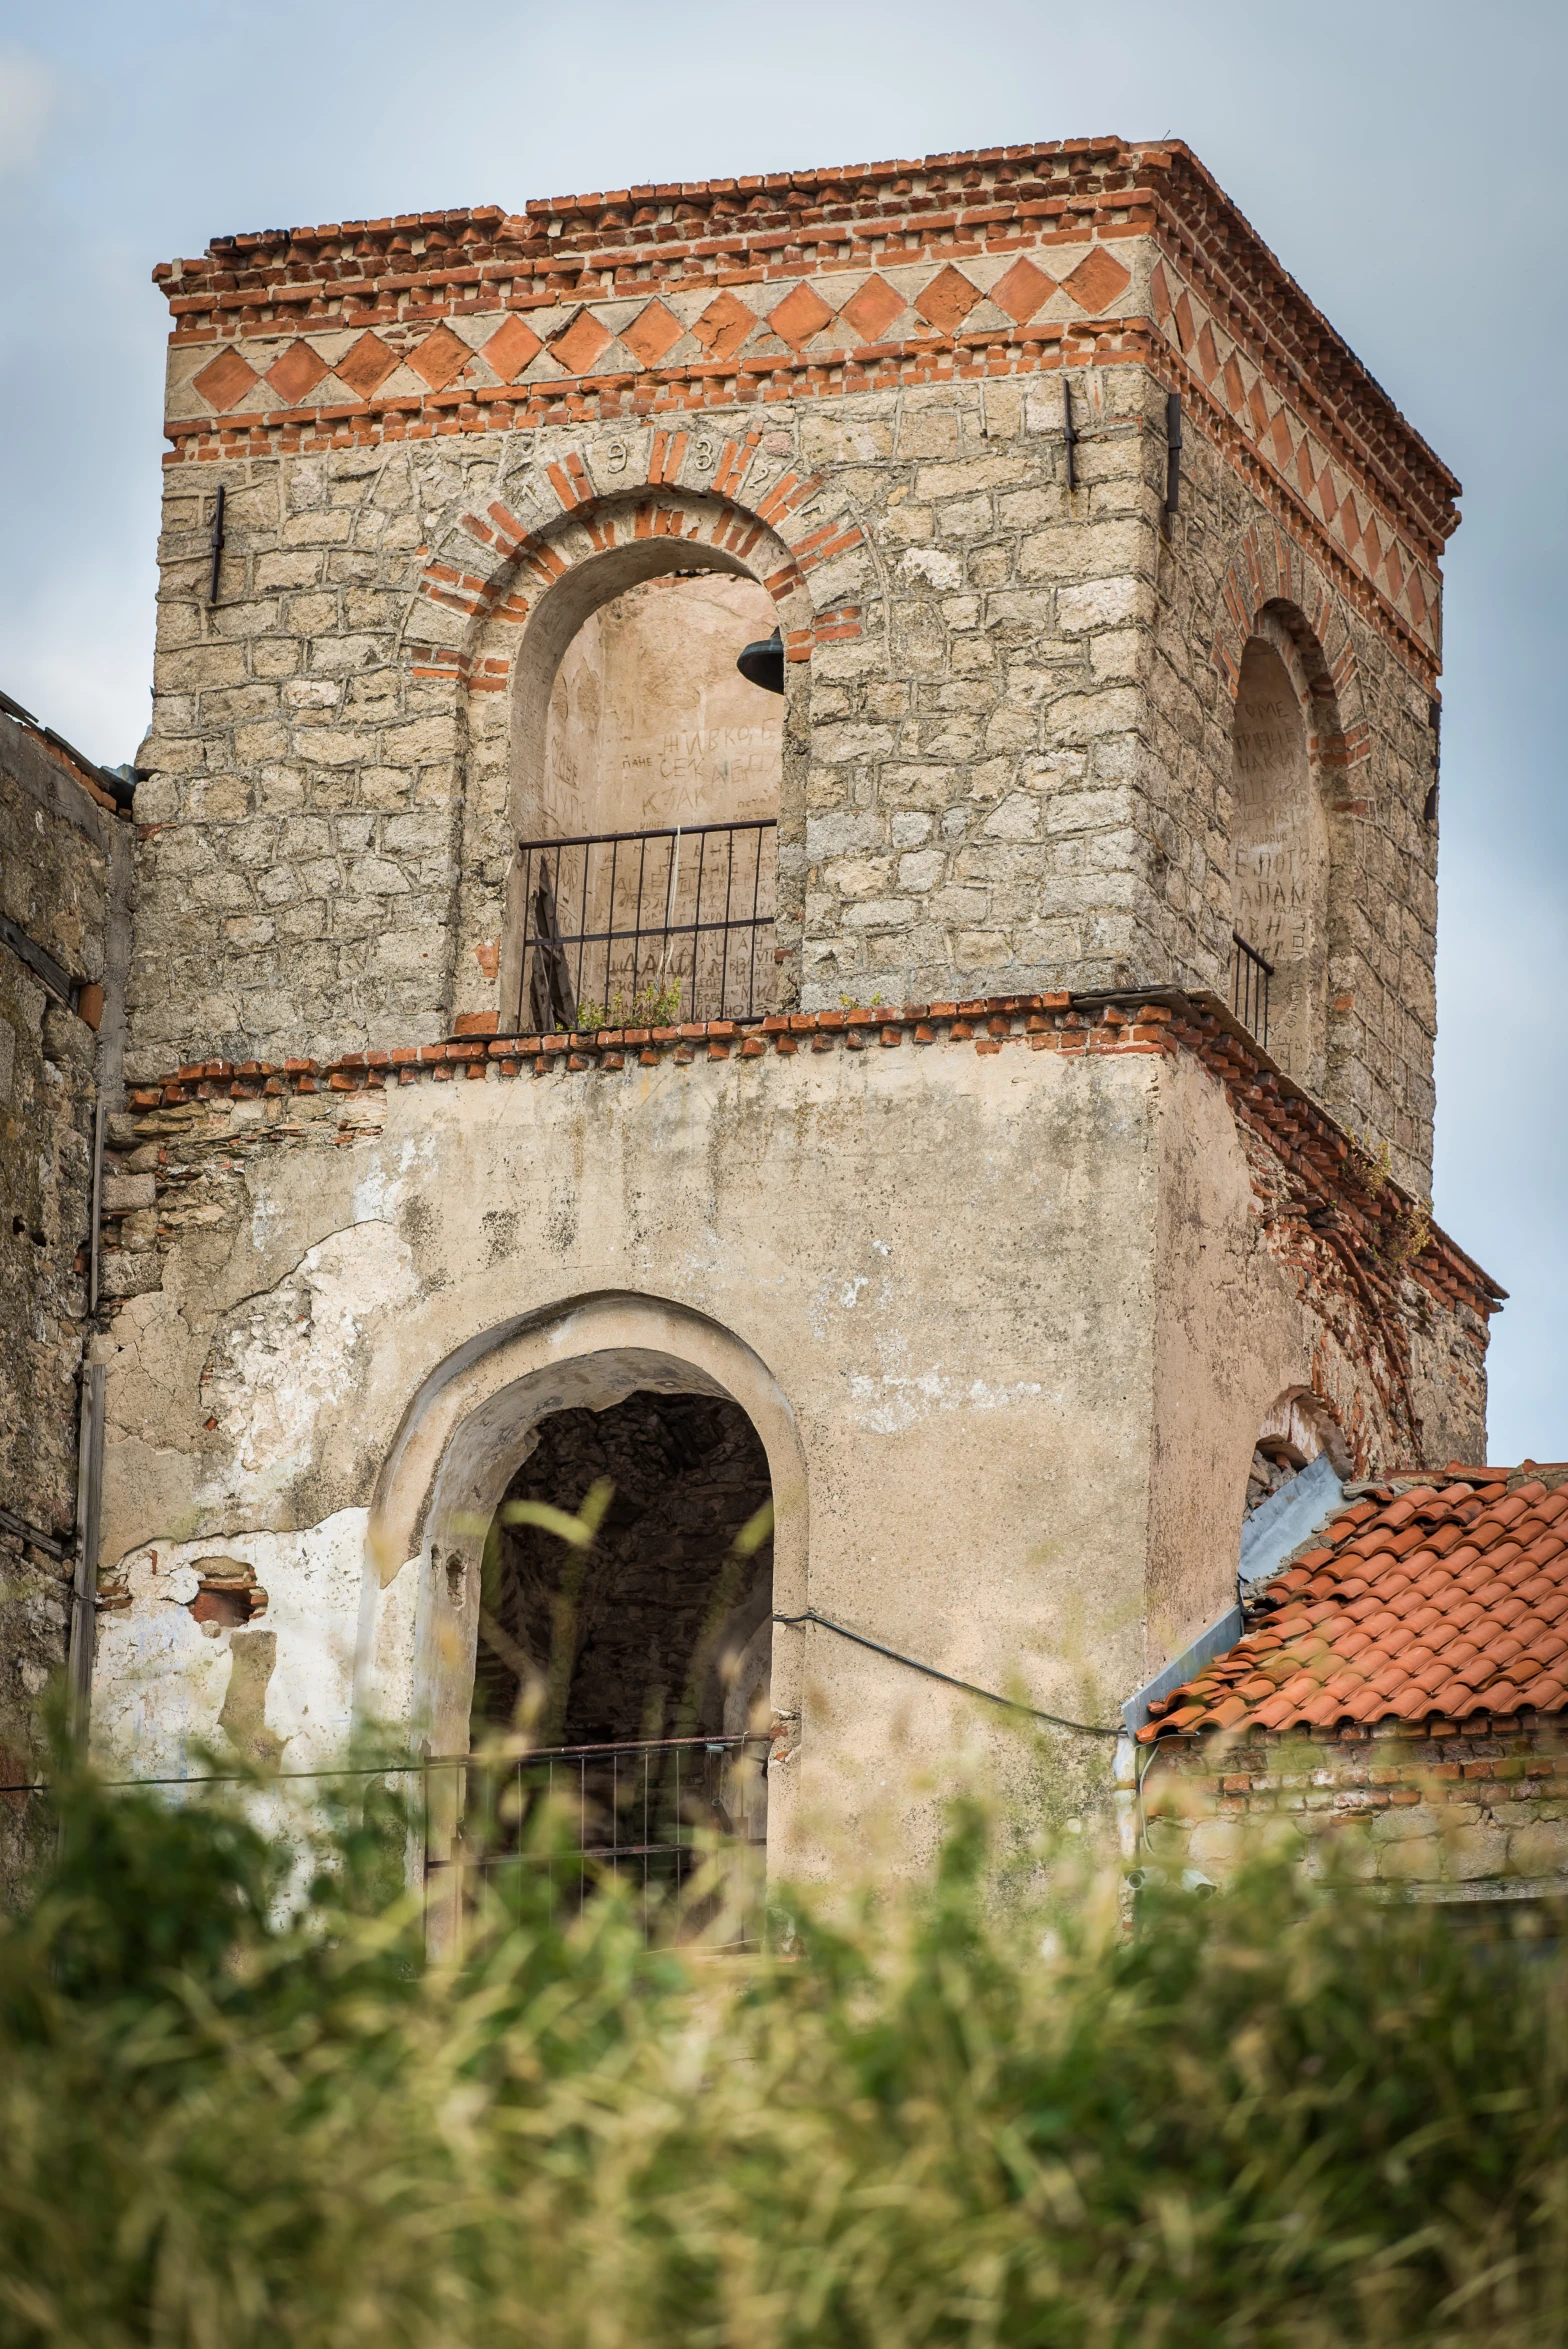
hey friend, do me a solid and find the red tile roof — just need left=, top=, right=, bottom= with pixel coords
left=1140, top=1467, right=1568, bottom=1744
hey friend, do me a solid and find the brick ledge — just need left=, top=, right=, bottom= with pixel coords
left=125, top=988, right=1500, bottom=1325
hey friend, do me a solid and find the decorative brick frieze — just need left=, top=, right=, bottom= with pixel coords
left=153, top=142, right=1454, bottom=683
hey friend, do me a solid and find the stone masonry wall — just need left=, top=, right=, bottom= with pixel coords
left=1147, top=1719, right=1568, bottom=1903
left=130, top=142, right=1457, bottom=1188
left=0, top=710, right=131, bottom=1884
left=1149, top=441, right=1442, bottom=1191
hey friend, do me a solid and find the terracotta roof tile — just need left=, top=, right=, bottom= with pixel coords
left=1139, top=1464, right=1568, bottom=1743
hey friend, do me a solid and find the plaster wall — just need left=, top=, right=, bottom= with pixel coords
left=90, top=1039, right=1472, bottom=1870
left=539, top=572, right=781, bottom=839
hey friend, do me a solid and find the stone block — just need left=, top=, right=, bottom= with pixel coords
left=1046, top=688, right=1144, bottom=745
left=897, top=850, right=944, bottom=892
left=102, top=1172, right=156, bottom=1215
left=840, top=897, right=916, bottom=931
left=1444, top=1824, right=1510, bottom=1882
left=981, top=795, right=1041, bottom=842
left=98, top=1251, right=164, bottom=1301
left=1057, top=575, right=1154, bottom=633
left=823, top=858, right=893, bottom=900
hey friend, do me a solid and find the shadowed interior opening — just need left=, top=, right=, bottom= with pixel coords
left=1230, top=634, right=1329, bottom=1088
left=508, top=570, right=784, bottom=1032
left=471, top=1388, right=774, bottom=1749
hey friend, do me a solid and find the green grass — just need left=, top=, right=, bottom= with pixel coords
left=0, top=1751, right=1564, bottom=2347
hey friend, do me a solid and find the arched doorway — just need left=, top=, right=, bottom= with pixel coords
left=368, top=1298, right=808, bottom=1945
left=500, top=545, right=786, bottom=1036
left=1228, top=627, right=1330, bottom=1089
left=467, top=1383, right=774, bottom=1937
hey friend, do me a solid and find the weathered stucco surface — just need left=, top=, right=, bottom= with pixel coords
left=92, top=1034, right=1485, bottom=1871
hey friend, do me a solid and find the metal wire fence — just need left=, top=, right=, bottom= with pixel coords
left=430, top=1731, right=771, bottom=1950
left=5, top=1731, right=773, bottom=1951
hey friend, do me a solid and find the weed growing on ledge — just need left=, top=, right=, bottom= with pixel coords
left=575, top=977, right=684, bottom=1031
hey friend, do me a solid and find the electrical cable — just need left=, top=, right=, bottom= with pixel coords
left=771, top=1607, right=1120, bottom=1739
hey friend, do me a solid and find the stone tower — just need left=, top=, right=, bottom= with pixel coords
left=90, top=141, right=1499, bottom=1872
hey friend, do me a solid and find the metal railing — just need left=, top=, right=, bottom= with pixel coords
left=1230, top=930, right=1273, bottom=1049
left=428, top=1731, right=770, bottom=1949
left=514, top=821, right=777, bottom=1034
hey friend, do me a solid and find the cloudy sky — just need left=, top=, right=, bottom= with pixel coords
left=1, top=0, right=1561, bottom=1460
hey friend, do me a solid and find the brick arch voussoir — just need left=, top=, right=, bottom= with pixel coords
left=406, top=434, right=865, bottom=692
left=1212, top=521, right=1367, bottom=775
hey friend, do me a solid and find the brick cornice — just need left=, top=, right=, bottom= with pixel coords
left=1148, top=146, right=1458, bottom=550
left=153, top=139, right=1458, bottom=538
left=121, top=990, right=1501, bottom=1327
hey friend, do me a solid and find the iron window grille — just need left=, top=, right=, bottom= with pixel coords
left=1230, top=930, right=1273, bottom=1050
left=515, top=821, right=776, bottom=1034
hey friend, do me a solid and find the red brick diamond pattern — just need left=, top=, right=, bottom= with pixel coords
left=193, top=347, right=260, bottom=411
left=1061, top=248, right=1132, bottom=314
left=767, top=282, right=835, bottom=350
left=619, top=300, right=685, bottom=369
left=481, top=316, right=543, bottom=382
left=989, top=257, right=1055, bottom=324
left=336, top=333, right=401, bottom=400
left=550, top=310, right=613, bottom=377
left=690, top=291, right=757, bottom=364
left=264, top=342, right=328, bottom=406
left=912, top=265, right=980, bottom=335
left=407, top=325, right=472, bottom=390
left=840, top=273, right=906, bottom=343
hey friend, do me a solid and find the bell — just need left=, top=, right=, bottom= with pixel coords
left=736, top=628, right=784, bottom=694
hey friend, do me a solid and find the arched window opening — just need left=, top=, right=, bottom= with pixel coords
left=1237, top=1390, right=1354, bottom=1602
left=1229, top=635, right=1329, bottom=1088
left=513, top=572, right=783, bottom=1035
left=1244, top=1391, right=1345, bottom=1518
left=467, top=1388, right=774, bottom=1937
